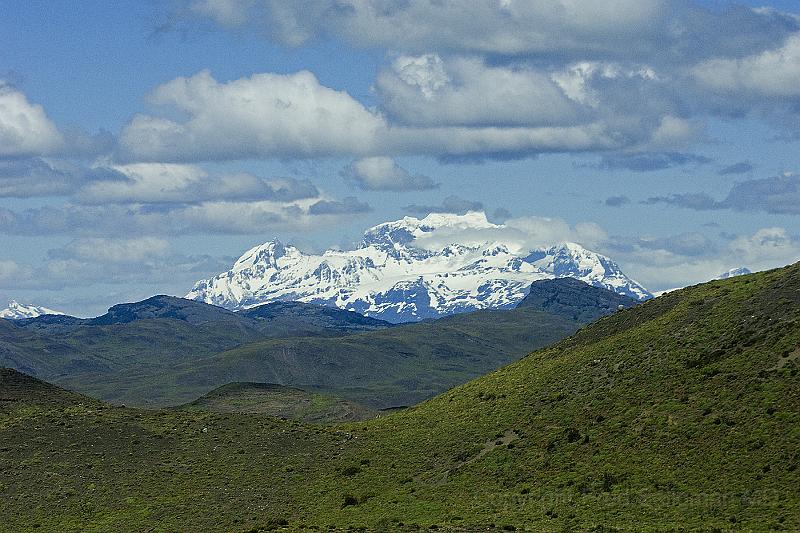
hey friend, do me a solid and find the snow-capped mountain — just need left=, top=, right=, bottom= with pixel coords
left=718, top=267, right=752, bottom=279
left=0, top=300, right=65, bottom=319
left=187, top=212, right=651, bottom=322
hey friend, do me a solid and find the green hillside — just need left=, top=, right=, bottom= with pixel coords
left=1, top=263, right=798, bottom=531
left=181, top=382, right=377, bottom=423
left=239, top=300, right=393, bottom=337
left=0, top=296, right=391, bottom=406
left=0, top=367, right=96, bottom=407
left=3, top=280, right=621, bottom=407
left=136, top=303, right=585, bottom=408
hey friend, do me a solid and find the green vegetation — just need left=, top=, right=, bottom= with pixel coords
left=159, top=304, right=583, bottom=408
left=181, top=382, right=377, bottom=423
left=2, top=280, right=621, bottom=408
left=1, top=264, right=798, bottom=531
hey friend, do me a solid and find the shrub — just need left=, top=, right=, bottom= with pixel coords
left=341, top=465, right=361, bottom=476
left=341, top=494, right=358, bottom=508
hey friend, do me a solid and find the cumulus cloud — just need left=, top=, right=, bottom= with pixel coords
left=0, top=83, right=64, bottom=158
left=603, top=227, right=800, bottom=291
left=180, top=0, right=793, bottom=61
left=178, top=2, right=800, bottom=74
left=118, top=70, right=386, bottom=161
left=729, top=227, right=799, bottom=263
left=404, top=211, right=609, bottom=254
left=76, top=163, right=319, bottom=204
left=343, top=157, right=438, bottom=192
left=692, top=34, right=800, bottom=98
left=0, top=259, right=24, bottom=283
left=405, top=195, right=484, bottom=216
left=118, top=69, right=621, bottom=162
left=155, top=2, right=800, bottom=157
left=644, top=173, right=800, bottom=215
left=376, top=55, right=583, bottom=128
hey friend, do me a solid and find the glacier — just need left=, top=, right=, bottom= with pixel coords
left=0, top=300, right=65, bottom=320
left=187, top=212, right=651, bottom=322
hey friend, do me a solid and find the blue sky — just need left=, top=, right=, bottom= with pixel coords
left=1, top=0, right=800, bottom=315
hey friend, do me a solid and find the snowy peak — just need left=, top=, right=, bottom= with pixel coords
left=0, top=300, right=65, bottom=320
left=187, top=213, right=651, bottom=322
left=718, top=267, right=752, bottom=279
left=526, top=243, right=651, bottom=300
left=362, top=211, right=497, bottom=249
left=233, top=240, right=298, bottom=270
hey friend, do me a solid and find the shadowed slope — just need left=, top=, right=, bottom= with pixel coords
left=518, top=277, right=638, bottom=321
left=0, top=367, right=96, bottom=407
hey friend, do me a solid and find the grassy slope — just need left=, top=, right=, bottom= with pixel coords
left=148, top=306, right=582, bottom=408
left=181, top=382, right=377, bottom=423
left=1, top=264, right=798, bottom=531
left=0, top=318, right=266, bottom=405
left=0, top=297, right=579, bottom=408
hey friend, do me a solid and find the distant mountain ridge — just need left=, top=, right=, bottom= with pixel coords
left=1, top=278, right=632, bottom=408
left=187, top=212, right=651, bottom=322
left=518, top=277, right=637, bottom=322
left=9, top=295, right=391, bottom=338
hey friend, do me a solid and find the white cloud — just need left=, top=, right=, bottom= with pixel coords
left=343, top=157, right=437, bottom=191
left=118, top=69, right=620, bottom=162
left=76, top=163, right=319, bottom=204
left=0, top=84, right=64, bottom=158
left=644, top=115, right=702, bottom=151
left=377, top=55, right=582, bottom=127
left=182, top=0, right=671, bottom=56
left=390, top=54, right=449, bottom=100
left=386, top=123, right=616, bottom=159
left=729, top=227, right=799, bottom=263
left=607, top=227, right=800, bottom=291
left=118, top=70, right=386, bottom=161
left=0, top=192, right=371, bottom=236
left=550, top=61, right=660, bottom=108
left=692, top=34, right=800, bottom=97
left=409, top=212, right=609, bottom=254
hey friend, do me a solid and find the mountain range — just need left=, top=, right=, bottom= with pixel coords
left=187, top=211, right=651, bottom=322
left=1, top=279, right=634, bottom=408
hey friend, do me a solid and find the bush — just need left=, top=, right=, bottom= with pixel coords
left=341, top=494, right=358, bottom=508
left=341, top=465, right=361, bottom=476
